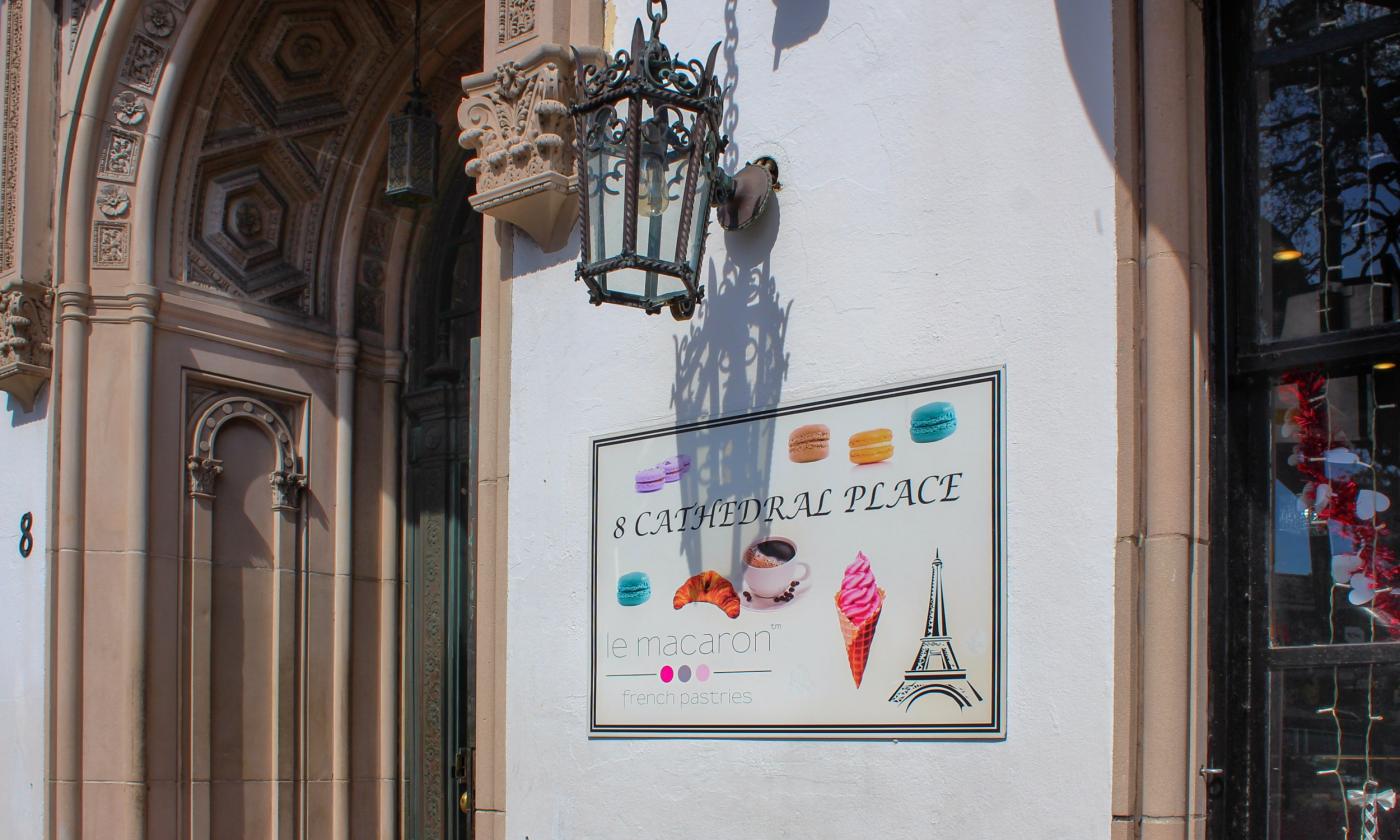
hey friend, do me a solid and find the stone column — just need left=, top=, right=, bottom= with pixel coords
left=0, top=0, right=57, bottom=409
left=1112, top=1, right=1211, bottom=839
left=456, top=4, right=603, bottom=839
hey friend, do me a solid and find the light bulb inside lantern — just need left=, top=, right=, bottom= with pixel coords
left=1375, top=361, right=1397, bottom=371
left=1273, top=248, right=1304, bottom=262
left=636, top=158, right=671, bottom=218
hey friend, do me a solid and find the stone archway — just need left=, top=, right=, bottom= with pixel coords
left=42, top=1, right=491, bottom=838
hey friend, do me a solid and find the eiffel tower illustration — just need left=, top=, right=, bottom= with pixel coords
left=889, top=550, right=983, bottom=710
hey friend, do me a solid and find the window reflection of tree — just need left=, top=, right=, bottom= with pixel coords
left=1256, top=5, right=1400, bottom=339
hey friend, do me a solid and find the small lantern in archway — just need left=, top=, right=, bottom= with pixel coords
left=385, top=0, right=437, bottom=207
left=571, top=0, right=777, bottom=320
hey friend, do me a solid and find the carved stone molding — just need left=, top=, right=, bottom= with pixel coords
left=458, top=43, right=603, bottom=251
left=113, top=91, right=147, bottom=126
left=172, top=0, right=413, bottom=320
left=188, top=393, right=305, bottom=509
left=119, top=34, right=168, bottom=94
left=92, top=221, right=130, bottom=268
left=0, top=282, right=54, bottom=410
left=97, top=184, right=131, bottom=218
left=97, top=126, right=142, bottom=183
left=269, top=468, right=307, bottom=511
left=1, top=0, right=23, bottom=275
left=498, top=0, right=536, bottom=47
left=144, top=2, right=176, bottom=38
left=185, top=456, right=223, bottom=497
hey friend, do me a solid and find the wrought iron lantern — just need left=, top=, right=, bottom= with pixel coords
left=571, top=0, right=777, bottom=320
left=386, top=0, right=437, bottom=206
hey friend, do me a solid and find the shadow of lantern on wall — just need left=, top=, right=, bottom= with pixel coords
left=571, top=0, right=778, bottom=321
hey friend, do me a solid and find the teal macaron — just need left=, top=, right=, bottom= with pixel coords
left=910, top=401, right=957, bottom=443
left=616, top=572, right=652, bottom=606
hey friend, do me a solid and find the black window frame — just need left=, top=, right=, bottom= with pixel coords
left=1208, top=3, right=1400, bottom=838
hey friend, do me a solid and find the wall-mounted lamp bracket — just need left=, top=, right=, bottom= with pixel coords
left=715, top=156, right=781, bottom=231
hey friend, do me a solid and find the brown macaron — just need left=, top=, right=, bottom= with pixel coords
left=788, top=423, right=830, bottom=463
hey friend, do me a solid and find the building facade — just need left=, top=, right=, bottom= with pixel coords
left=1, top=0, right=1395, bottom=838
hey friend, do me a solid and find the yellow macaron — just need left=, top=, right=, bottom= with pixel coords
left=848, top=428, right=894, bottom=465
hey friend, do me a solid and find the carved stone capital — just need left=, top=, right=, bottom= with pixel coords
left=270, top=469, right=307, bottom=511
left=186, top=456, right=224, bottom=498
left=0, top=282, right=54, bottom=411
left=458, top=44, right=604, bottom=251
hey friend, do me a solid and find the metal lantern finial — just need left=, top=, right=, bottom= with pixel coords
left=386, top=0, right=437, bottom=206
left=570, top=0, right=776, bottom=320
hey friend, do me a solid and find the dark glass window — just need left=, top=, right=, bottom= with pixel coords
left=1253, top=4, right=1400, bottom=342
left=1217, top=3, right=1400, bottom=838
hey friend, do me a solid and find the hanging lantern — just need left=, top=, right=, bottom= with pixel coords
left=386, top=0, right=437, bottom=206
left=571, top=0, right=776, bottom=320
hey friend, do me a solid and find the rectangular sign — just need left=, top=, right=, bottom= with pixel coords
left=591, top=369, right=1006, bottom=739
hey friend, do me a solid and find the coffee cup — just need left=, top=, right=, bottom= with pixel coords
left=742, top=537, right=810, bottom=599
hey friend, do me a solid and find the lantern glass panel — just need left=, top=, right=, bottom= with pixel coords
left=687, top=155, right=712, bottom=270
left=622, top=100, right=691, bottom=300
left=584, top=106, right=627, bottom=270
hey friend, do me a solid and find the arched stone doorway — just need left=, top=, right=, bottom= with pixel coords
left=40, top=0, right=494, bottom=836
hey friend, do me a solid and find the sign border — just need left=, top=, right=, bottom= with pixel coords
left=589, top=367, right=1007, bottom=740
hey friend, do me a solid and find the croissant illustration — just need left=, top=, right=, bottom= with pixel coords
left=672, top=571, right=742, bottom=619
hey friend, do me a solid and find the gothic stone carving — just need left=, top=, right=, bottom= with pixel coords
left=92, top=221, right=130, bottom=268
left=68, top=1, right=88, bottom=62
left=97, top=184, right=131, bottom=218
left=0, top=284, right=54, bottom=410
left=458, top=44, right=603, bottom=251
left=354, top=206, right=391, bottom=331
left=236, top=5, right=381, bottom=130
left=185, top=456, right=224, bottom=497
left=175, top=0, right=409, bottom=319
left=144, top=2, right=177, bottom=38
left=1, top=0, right=24, bottom=273
left=113, top=91, right=148, bottom=126
left=188, top=394, right=305, bottom=509
left=98, top=126, right=142, bottom=183
left=187, top=150, right=316, bottom=310
left=269, top=468, right=307, bottom=510
left=498, top=0, right=535, bottom=46
left=119, top=34, right=168, bottom=94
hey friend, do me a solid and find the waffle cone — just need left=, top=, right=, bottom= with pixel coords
left=835, top=587, right=885, bottom=688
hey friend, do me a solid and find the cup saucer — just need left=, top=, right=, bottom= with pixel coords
left=740, top=577, right=808, bottom=612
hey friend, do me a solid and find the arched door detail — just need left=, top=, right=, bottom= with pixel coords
left=183, top=383, right=308, bottom=838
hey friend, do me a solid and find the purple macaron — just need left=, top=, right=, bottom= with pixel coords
left=635, top=465, right=666, bottom=493
left=662, top=454, right=692, bottom=483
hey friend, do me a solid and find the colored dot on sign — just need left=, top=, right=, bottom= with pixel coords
left=696, top=664, right=711, bottom=682
left=659, top=665, right=674, bottom=683
left=678, top=665, right=692, bottom=683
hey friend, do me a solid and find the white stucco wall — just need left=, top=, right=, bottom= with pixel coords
left=0, top=388, right=49, bottom=838
left=506, top=1, right=1117, bottom=837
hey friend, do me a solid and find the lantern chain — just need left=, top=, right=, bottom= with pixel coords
left=648, top=0, right=667, bottom=38
left=412, top=0, right=423, bottom=93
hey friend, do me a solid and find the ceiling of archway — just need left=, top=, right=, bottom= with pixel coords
left=170, top=0, right=479, bottom=322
